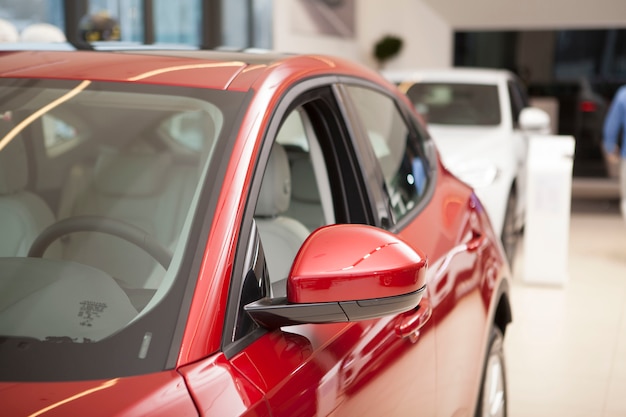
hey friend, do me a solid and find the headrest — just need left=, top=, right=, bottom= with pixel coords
left=0, top=138, right=28, bottom=194
left=256, top=143, right=291, bottom=217
left=94, top=151, right=172, bottom=197
left=290, top=157, right=320, bottom=203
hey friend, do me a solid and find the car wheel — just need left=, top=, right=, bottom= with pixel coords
left=501, top=190, right=518, bottom=266
left=476, top=327, right=507, bottom=417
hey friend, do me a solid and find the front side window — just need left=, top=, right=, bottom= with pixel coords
left=0, top=78, right=245, bottom=381
left=344, top=85, right=430, bottom=223
left=405, top=82, right=501, bottom=126
left=253, top=108, right=331, bottom=295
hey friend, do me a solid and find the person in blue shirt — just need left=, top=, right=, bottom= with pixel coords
left=604, top=85, right=626, bottom=219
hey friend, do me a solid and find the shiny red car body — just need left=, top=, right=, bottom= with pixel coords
left=0, top=48, right=512, bottom=416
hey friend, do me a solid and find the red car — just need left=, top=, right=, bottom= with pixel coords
left=0, top=48, right=512, bottom=417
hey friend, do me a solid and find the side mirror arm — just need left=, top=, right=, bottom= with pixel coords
left=245, top=286, right=425, bottom=329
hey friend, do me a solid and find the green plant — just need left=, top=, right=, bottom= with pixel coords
left=373, top=35, right=404, bottom=67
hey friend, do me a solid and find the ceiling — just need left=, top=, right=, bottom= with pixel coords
left=420, top=0, right=626, bottom=30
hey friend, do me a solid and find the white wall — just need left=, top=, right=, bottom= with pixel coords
left=420, top=0, right=626, bottom=30
left=272, top=0, right=361, bottom=62
left=273, top=0, right=453, bottom=70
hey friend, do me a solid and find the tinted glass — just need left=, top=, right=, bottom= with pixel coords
left=405, top=82, right=501, bottom=126
left=345, top=85, right=429, bottom=223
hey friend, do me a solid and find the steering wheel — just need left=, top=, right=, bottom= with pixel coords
left=28, top=215, right=172, bottom=268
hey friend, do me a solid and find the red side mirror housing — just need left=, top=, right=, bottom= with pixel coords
left=245, top=224, right=427, bottom=329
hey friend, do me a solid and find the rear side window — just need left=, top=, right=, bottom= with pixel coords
left=344, top=85, right=430, bottom=223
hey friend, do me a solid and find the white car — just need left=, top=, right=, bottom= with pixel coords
left=385, top=68, right=550, bottom=264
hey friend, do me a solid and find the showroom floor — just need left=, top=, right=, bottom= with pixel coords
left=505, top=198, right=626, bottom=417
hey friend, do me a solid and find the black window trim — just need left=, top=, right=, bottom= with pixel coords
left=508, top=78, right=529, bottom=127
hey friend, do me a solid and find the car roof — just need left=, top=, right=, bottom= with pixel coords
left=0, top=45, right=386, bottom=92
left=384, top=67, right=514, bottom=85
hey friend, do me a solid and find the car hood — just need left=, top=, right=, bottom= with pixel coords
left=427, top=125, right=511, bottom=169
left=0, top=372, right=196, bottom=417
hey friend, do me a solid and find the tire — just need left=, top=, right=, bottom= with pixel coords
left=475, top=327, right=507, bottom=417
left=501, top=190, right=518, bottom=267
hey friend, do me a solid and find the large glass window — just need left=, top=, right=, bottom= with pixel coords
left=554, top=29, right=609, bottom=79
left=87, top=0, right=143, bottom=42
left=0, top=0, right=273, bottom=49
left=222, top=0, right=248, bottom=48
left=0, top=0, right=64, bottom=40
left=455, top=29, right=626, bottom=100
left=222, top=0, right=272, bottom=49
left=87, top=0, right=201, bottom=45
left=153, top=0, right=200, bottom=45
left=608, top=30, right=626, bottom=78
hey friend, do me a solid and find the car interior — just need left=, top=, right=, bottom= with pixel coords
left=0, top=83, right=223, bottom=341
left=0, top=135, right=57, bottom=258
left=254, top=108, right=333, bottom=297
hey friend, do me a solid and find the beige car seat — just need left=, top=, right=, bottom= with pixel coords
left=0, top=138, right=56, bottom=257
left=254, top=142, right=310, bottom=286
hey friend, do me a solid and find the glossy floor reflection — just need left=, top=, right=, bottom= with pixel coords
left=505, top=199, right=626, bottom=417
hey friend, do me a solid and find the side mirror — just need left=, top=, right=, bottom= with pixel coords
left=519, top=107, right=551, bottom=134
left=245, top=224, right=427, bottom=329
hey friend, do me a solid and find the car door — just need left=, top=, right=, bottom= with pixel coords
left=220, top=80, right=438, bottom=416
left=338, top=82, right=502, bottom=417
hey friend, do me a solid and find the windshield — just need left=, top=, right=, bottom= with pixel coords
left=405, top=82, right=501, bottom=126
left=0, top=78, right=246, bottom=381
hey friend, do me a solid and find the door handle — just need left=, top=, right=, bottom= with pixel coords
left=395, top=298, right=432, bottom=343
